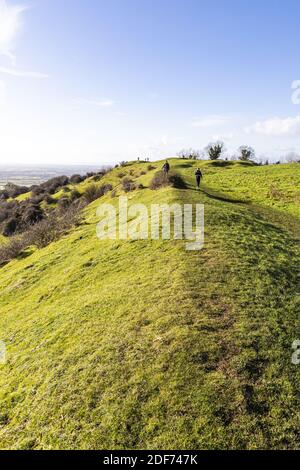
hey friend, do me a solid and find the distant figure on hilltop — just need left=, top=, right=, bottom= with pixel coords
left=195, top=168, right=203, bottom=189
left=163, top=161, right=170, bottom=174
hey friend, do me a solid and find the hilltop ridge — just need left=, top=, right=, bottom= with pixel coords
left=0, top=159, right=299, bottom=450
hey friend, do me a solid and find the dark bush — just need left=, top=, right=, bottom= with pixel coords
left=57, top=197, right=71, bottom=211
left=150, top=171, right=186, bottom=190
left=3, top=217, right=19, bottom=236
left=84, top=183, right=113, bottom=203
left=47, top=185, right=57, bottom=195
left=21, top=204, right=44, bottom=226
left=41, top=175, right=69, bottom=194
left=92, top=174, right=104, bottom=182
left=0, top=236, right=26, bottom=265
left=122, top=178, right=136, bottom=193
left=44, top=194, right=56, bottom=205
left=4, top=183, right=29, bottom=198
left=0, top=167, right=117, bottom=263
left=0, top=190, right=9, bottom=200
left=150, top=171, right=168, bottom=190
left=30, top=195, right=44, bottom=205
left=25, top=214, right=61, bottom=249
left=71, top=198, right=88, bottom=211
left=0, top=209, right=8, bottom=223
left=0, top=201, right=19, bottom=227
left=25, top=202, right=82, bottom=249
left=70, top=189, right=81, bottom=201
left=31, top=185, right=45, bottom=196
left=83, top=184, right=102, bottom=203
left=70, top=174, right=83, bottom=184
left=100, top=184, right=113, bottom=195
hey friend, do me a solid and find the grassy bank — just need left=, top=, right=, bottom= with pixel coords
left=0, top=159, right=299, bottom=449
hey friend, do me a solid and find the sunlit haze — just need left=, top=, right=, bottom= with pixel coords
left=1, top=0, right=300, bottom=164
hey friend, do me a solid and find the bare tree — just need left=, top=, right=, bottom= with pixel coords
left=205, top=141, right=225, bottom=160
left=177, top=148, right=203, bottom=160
left=238, top=145, right=255, bottom=162
left=285, top=152, right=300, bottom=163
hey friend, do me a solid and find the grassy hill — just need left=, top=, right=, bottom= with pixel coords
left=0, top=159, right=299, bottom=450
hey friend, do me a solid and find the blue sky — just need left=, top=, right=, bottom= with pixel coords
left=0, top=0, right=300, bottom=164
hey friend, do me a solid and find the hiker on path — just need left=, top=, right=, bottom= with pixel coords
left=195, top=168, right=203, bottom=189
left=163, top=161, right=170, bottom=174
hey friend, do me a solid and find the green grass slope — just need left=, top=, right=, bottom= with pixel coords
left=0, top=159, right=299, bottom=449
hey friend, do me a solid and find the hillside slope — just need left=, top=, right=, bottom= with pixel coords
left=0, top=160, right=299, bottom=450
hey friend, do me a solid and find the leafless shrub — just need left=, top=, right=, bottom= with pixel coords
left=44, top=194, right=56, bottom=205
left=2, top=217, right=19, bottom=236
left=70, top=189, right=81, bottom=202
left=83, top=183, right=113, bottom=203
left=150, top=171, right=169, bottom=190
left=83, top=184, right=101, bottom=203
left=122, top=178, right=136, bottom=193
left=70, top=174, right=83, bottom=184
left=177, top=148, right=203, bottom=160
left=150, top=171, right=186, bottom=190
left=24, top=216, right=61, bottom=249
left=92, top=174, right=104, bottom=182
left=0, top=236, right=27, bottom=265
left=26, top=203, right=83, bottom=249
left=101, top=184, right=113, bottom=195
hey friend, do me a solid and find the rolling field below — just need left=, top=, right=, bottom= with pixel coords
left=0, top=160, right=299, bottom=449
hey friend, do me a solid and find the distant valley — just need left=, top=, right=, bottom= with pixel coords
left=0, top=165, right=107, bottom=189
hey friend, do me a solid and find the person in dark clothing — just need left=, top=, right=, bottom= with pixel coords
left=163, top=161, right=170, bottom=174
left=195, top=168, right=203, bottom=188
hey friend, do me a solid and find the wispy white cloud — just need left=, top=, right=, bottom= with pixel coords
left=246, top=116, right=300, bottom=136
left=0, top=0, right=27, bottom=65
left=0, top=66, right=48, bottom=78
left=211, top=132, right=234, bottom=141
left=0, top=2, right=47, bottom=79
left=191, top=115, right=231, bottom=128
left=160, top=135, right=168, bottom=146
left=96, top=99, right=115, bottom=108
left=75, top=98, right=115, bottom=108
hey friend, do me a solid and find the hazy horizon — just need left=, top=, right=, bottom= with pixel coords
left=0, top=163, right=112, bottom=189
